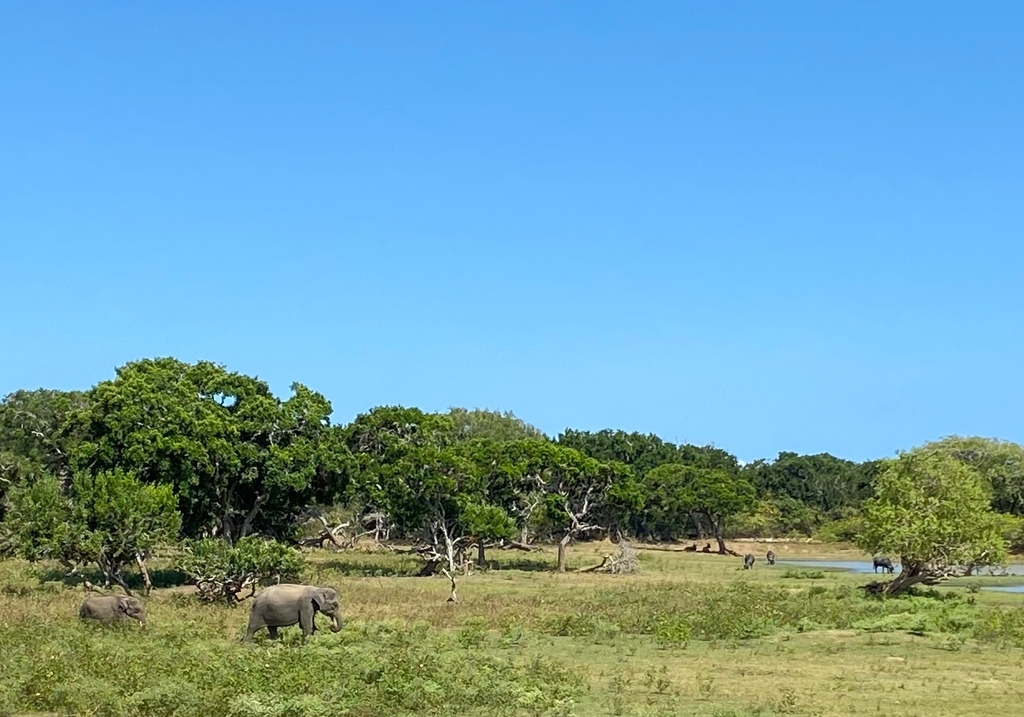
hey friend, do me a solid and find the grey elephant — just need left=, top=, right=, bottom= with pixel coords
left=79, top=594, right=146, bottom=626
left=242, top=584, right=343, bottom=643
left=743, top=553, right=755, bottom=569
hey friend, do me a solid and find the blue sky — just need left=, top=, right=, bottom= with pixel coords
left=2, top=2, right=1022, bottom=463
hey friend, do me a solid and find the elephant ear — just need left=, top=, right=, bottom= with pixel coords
left=308, top=588, right=323, bottom=613
left=116, top=597, right=131, bottom=614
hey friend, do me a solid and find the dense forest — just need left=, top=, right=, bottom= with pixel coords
left=2, top=357, right=1023, bottom=594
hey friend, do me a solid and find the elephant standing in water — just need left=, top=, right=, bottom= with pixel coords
left=243, top=584, right=343, bottom=642
left=79, top=594, right=146, bottom=626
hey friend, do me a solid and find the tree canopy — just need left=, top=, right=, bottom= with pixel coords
left=67, top=358, right=351, bottom=542
left=857, top=449, right=1007, bottom=595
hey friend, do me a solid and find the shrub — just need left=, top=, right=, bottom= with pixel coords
left=812, top=515, right=865, bottom=543
left=176, top=537, right=305, bottom=602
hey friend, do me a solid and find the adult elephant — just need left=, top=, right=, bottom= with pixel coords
left=79, top=594, right=146, bottom=626
left=242, top=584, right=343, bottom=643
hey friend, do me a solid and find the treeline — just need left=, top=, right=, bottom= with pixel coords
left=2, top=357, right=1023, bottom=587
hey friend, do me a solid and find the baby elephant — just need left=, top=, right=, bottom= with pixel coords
left=243, top=584, right=343, bottom=643
left=79, top=594, right=146, bottom=627
left=743, top=553, right=755, bottom=570
left=766, top=550, right=776, bottom=565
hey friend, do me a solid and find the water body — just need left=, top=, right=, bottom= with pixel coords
left=777, top=559, right=899, bottom=574
left=777, top=559, right=1024, bottom=591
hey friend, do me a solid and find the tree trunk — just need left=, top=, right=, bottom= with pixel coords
left=556, top=534, right=571, bottom=573
left=239, top=493, right=269, bottom=539
left=689, top=511, right=706, bottom=540
left=709, top=515, right=727, bottom=554
left=477, top=541, right=486, bottom=570
left=135, top=552, right=153, bottom=595
left=868, top=560, right=940, bottom=596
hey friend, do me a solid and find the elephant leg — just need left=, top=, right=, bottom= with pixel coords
left=267, top=626, right=279, bottom=640
left=243, top=614, right=264, bottom=643
left=298, top=603, right=316, bottom=638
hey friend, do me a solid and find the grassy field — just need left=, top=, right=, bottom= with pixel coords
left=2, top=541, right=1024, bottom=716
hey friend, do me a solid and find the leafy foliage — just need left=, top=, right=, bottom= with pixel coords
left=0, top=389, right=87, bottom=518
left=67, top=358, right=352, bottom=542
left=857, top=450, right=1007, bottom=593
left=919, top=436, right=1024, bottom=515
left=176, top=536, right=305, bottom=602
left=1, top=470, right=180, bottom=590
left=642, top=464, right=755, bottom=549
left=445, top=407, right=546, bottom=442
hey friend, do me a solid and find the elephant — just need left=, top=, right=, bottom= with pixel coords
left=873, top=556, right=895, bottom=574
left=743, top=553, right=755, bottom=569
left=766, top=550, right=776, bottom=566
left=79, top=594, right=146, bottom=626
left=243, top=584, right=343, bottom=643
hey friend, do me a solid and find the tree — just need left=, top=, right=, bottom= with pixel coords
left=67, top=358, right=351, bottom=542
left=446, top=408, right=546, bottom=442
left=856, top=450, right=1007, bottom=595
left=176, top=536, right=305, bottom=603
left=643, top=464, right=756, bottom=553
left=918, top=436, right=1024, bottom=516
left=742, top=451, right=875, bottom=519
left=557, top=429, right=679, bottom=474
left=1, top=470, right=180, bottom=594
left=0, top=389, right=87, bottom=518
left=533, top=444, right=637, bottom=572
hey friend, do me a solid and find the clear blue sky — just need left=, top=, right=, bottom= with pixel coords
left=2, top=2, right=1022, bottom=463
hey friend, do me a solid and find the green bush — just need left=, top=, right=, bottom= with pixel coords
left=176, top=537, right=305, bottom=602
left=812, top=515, right=865, bottom=543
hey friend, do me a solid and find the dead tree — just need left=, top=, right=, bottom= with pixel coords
left=576, top=542, right=640, bottom=575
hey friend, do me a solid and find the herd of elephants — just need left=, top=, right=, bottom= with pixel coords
left=78, top=583, right=345, bottom=642
left=76, top=554, right=899, bottom=641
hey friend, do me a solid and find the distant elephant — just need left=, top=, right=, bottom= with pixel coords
left=79, top=594, right=146, bottom=626
left=766, top=550, right=776, bottom=566
left=243, top=584, right=343, bottom=643
left=743, top=553, right=755, bottom=570
left=873, top=556, right=895, bottom=574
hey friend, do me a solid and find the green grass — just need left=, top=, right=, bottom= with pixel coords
left=2, top=542, right=1024, bottom=716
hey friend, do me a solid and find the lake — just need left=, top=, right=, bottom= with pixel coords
left=776, top=559, right=1024, bottom=591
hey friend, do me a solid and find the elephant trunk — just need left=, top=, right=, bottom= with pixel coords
left=329, top=612, right=343, bottom=633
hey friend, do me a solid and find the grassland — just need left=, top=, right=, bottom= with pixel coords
left=2, top=541, right=1024, bottom=716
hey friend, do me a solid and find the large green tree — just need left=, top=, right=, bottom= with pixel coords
left=857, top=449, right=1007, bottom=595
left=67, top=358, right=351, bottom=542
left=643, top=464, right=756, bottom=552
left=2, top=470, right=180, bottom=594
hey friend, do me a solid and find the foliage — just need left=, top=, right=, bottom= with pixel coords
left=557, top=429, right=681, bottom=474
left=0, top=389, right=87, bottom=518
left=643, top=464, right=755, bottom=550
left=742, top=451, right=878, bottom=518
left=918, top=436, right=1024, bottom=515
left=67, top=358, right=352, bottom=542
left=445, top=407, right=546, bottom=442
left=812, top=514, right=866, bottom=543
left=1, top=470, right=179, bottom=591
left=857, top=450, right=1008, bottom=593
left=176, top=536, right=305, bottom=602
